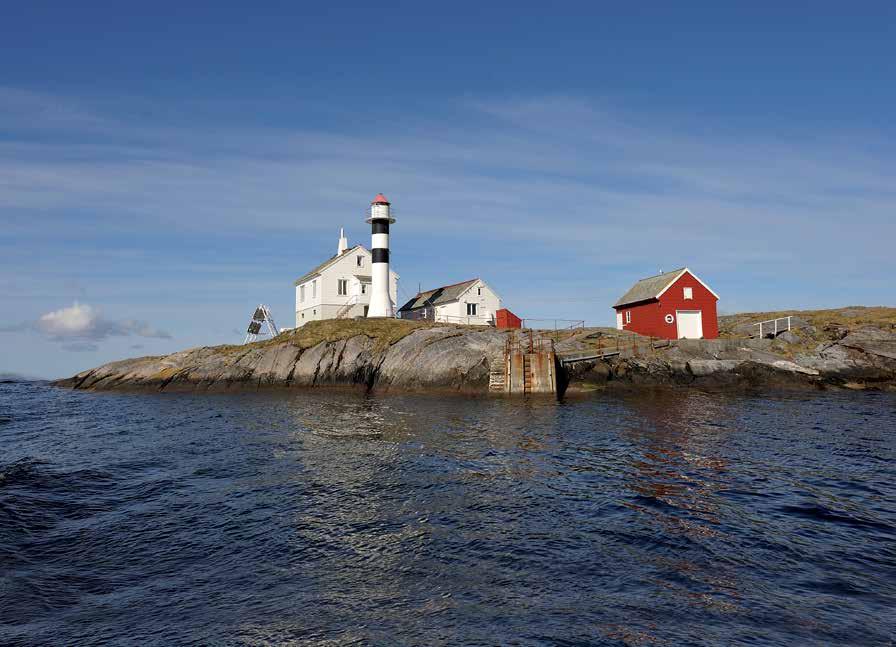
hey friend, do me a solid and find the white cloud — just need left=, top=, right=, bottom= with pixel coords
left=2, top=302, right=171, bottom=344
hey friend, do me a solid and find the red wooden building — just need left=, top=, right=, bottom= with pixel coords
left=613, top=268, right=719, bottom=340
left=495, top=308, right=522, bottom=329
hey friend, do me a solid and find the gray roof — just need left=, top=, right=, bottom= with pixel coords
left=613, top=268, right=687, bottom=308
left=294, top=245, right=364, bottom=285
left=398, top=279, right=479, bottom=312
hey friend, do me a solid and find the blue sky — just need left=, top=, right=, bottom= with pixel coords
left=2, top=2, right=894, bottom=378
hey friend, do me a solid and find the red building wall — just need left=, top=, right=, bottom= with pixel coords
left=615, top=272, right=719, bottom=340
left=496, top=308, right=522, bottom=329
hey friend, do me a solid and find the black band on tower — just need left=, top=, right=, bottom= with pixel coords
left=371, top=221, right=390, bottom=234
left=372, top=248, right=389, bottom=263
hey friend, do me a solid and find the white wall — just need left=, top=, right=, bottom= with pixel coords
left=295, top=247, right=398, bottom=327
left=433, top=280, right=502, bottom=325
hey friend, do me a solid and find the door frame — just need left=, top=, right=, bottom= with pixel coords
left=675, top=310, right=703, bottom=339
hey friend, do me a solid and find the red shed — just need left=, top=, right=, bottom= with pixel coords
left=495, top=308, right=522, bottom=329
left=613, top=268, right=719, bottom=340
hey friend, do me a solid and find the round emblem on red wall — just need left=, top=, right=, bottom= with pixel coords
left=664, top=314, right=675, bottom=324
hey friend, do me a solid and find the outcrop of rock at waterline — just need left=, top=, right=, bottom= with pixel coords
left=561, top=306, right=896, bottom=392
left=55, top=319, right=507, bottom=393
left=55, top=307, right=896, bottom=394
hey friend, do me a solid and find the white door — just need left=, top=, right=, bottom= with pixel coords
left=616, top=312, right=623, bottom=330
left=676, top=310, right=703, bottom=339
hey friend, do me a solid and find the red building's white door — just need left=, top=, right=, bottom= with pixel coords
left=676, top=310, right=703, bottom=339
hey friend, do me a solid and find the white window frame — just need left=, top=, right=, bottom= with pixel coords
left=683, top=287, right=693, bottom=300
left=357, top=255, right=363, bottom=267
left=467, top=303, right=477, bottom=316
left=625, top=310, right=631, bottom=324
left=312, top=280, right=317, bottom=299
left=338, top=279, right=348, bottom=296
left=300, top=285, right=305, bottom=302
left=361, top=283, right=367, bottom=294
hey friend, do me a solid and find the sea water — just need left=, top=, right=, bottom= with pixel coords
left=1, top=381, right=894, bottom=645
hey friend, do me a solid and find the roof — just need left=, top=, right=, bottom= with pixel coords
left=371, top=193, right=390, bottom=204
left=398, top=278, right=479, bottom=312
left=293, top=245, right=363, bottom=285
left=613, top=267, right=719, bottom=308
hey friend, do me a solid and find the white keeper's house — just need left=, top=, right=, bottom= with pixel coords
left=398, top=279, right=502, bottom=325
left=294, top=228, right=399, bottom=327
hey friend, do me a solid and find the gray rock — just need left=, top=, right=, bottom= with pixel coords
left=687, top=359, right=743, bottom=377
left=775, top=330, right=801, bottom=344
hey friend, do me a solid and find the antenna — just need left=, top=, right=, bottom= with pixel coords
left=244, top=304, right=279, bottom=344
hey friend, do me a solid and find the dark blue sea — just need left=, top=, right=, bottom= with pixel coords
left=1, top=381, right=894, bottom=646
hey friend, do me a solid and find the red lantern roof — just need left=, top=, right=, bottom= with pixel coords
left=371, top=193, right=390, bottom=205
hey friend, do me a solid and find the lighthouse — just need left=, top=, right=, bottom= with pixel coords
left=365, top=193, right=396, bottom=318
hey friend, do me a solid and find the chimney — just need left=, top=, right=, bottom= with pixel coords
left=337, top=227, right=348, bottom=255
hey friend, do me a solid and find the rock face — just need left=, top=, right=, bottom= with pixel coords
left=55, top=319, right=896, bottom=395
left=55, top=322, right=509, bottom=394
left=561, top=327, right=896, bottom=392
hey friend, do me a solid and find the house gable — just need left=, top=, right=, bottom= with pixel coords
left=655, top=268, right=719, bottom=302
left=295, top=245, right=398, bottom=287
left=614, top=267, right=718, bottom=310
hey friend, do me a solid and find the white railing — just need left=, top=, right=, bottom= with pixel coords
left=336, top=295, right=360, bottom=319
left=521, top=318, right=585, bottom=331
left=754, top=316, right=792, bottom=338
left=433, top=313, right=494, bottom=326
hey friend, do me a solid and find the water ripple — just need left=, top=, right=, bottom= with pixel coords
left=0, top=383, right=894, bottom=645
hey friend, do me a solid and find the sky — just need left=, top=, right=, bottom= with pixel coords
left=1, top=2, right=894, bottom=378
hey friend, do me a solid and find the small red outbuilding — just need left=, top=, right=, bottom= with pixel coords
left=495, top=308, right=522, bottom=329
left=613, top=268, right=719, bottom=340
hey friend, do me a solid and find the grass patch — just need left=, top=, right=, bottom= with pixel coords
left=254, top=318, right=459, bottom=354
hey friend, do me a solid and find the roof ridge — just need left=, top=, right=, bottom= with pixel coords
left=411, top=277, right=478, bottom=297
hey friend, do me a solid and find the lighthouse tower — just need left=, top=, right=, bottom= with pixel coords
left=366, top=193, right=396, bottom=318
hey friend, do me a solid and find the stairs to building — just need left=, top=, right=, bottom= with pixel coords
left=336, top=296, right=359, bottom=319
left=488, top=348, right=507, bottom=393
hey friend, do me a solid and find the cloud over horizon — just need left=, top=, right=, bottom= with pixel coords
left=1, top=302, right=171, bottom=351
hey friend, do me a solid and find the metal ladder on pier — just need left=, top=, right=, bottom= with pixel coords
left=522, top=353, right=533, bottom=395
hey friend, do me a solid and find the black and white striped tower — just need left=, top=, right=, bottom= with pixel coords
left=365, top=193, right=395, bottom=318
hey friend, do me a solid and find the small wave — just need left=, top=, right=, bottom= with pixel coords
left=0, top=458, right=49, bottom=487
left=779, top=504, right=894, bottom=533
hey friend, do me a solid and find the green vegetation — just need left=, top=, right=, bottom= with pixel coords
left=280, top=318, right=438, bottom=352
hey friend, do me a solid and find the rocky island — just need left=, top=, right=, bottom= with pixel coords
left=54, top=307, right=896, bottom=395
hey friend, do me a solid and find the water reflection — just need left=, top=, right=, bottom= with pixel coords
left=6, top=382, right=892, bottom=645
left=616, top=391, right=745, bottom=617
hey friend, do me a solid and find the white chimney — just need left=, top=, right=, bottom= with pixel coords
left=337, top=227, right=348, bottom=255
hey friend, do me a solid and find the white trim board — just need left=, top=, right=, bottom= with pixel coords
left=655, top=268, right=720, bottom=301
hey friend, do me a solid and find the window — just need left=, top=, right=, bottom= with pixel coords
left=312, top=280, right=317, bottom=299
left=357, top=255, right=363, bottom=267
left=300, top=285, right=305, bottom=302
left=683, top=287, right=693, bottom=300
left=361, top=283, right=367, bottom=294
left=625, top=310, right=631, bottom=324
left=338, top=279, right=348, bottom=296
left=467, top=303, right=478, bottom=316
left=477, top=287, right=482, bottom=296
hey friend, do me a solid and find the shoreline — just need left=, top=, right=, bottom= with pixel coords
left=52, top=312, right=896, bottom=397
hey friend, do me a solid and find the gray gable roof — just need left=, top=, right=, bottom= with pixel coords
left=613, top=268, right=687, bottom=308
left=293, top=245, right=365, bottom=286
left=398, top=279, right=479, bottom=312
